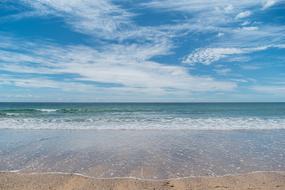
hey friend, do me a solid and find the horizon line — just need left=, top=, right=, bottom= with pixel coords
left=0, top=101, right=285, bottom=104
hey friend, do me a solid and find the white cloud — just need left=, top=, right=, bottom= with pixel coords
left=143, top=0, right=268, bottom=28
left=143, top=0, right=260, bottom=12
left=214, top=68, right=232, bottom=75
left=235, top=10, right=251, bottom=19
left=241, top=26, right=259, bottom=31
left=14, top=0, right=285, bottom=53
left=143, top=0, right=285, bottom=59
left=142, top=0, right=285, bottom=53
left=183, top=45, right=285, bottom=65
left=0, top=37, right=236, bottom=95
left=18, top=0, right=192, bottom=43
left=21, top=0, right=134, bottom=38
left=262, top=0, right=277, bottom=9
left=217, top=32, right=225, bottom=37
left=144, top=0, right=281, bottom=14
left=0, top=76, right=92, bottom=91
left=183, top=48, right=243, bottom=65
left=252, top=85, right=285, bottom=94
left=241, top=21, right=251, bottom=26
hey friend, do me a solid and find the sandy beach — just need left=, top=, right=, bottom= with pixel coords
left=1, top=171, right=285, bottom=190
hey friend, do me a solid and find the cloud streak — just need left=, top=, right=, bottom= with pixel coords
left=183, top=45, right=285, bottom=65
left=252, top=85, right=285, bottom=94
left=235, top=10, right=251, bottom=19
left=0, top=36, right=236, bottom=96
left=20, top=0, right=134, bottom=38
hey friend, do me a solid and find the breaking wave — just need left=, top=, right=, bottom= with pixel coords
left=0, top=116, right=285, bottom=130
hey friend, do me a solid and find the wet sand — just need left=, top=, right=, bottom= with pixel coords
left=1, top=129, right=285, bottom=189
left=1, top=129, right=285, bottom=179
left=1, top=171, right=285, bottom=190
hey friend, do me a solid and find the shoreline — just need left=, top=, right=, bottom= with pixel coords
left=1, top=129, right=284, bottom=179
left=1, top=171, right=284, bottom=190
left=1, top=170, right=285, bottom=181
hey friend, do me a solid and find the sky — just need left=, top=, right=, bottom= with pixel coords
left=0, top=0, right=285, bottom=102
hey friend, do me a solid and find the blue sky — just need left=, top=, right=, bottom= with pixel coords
left=0, top=0, right=285, bottom=102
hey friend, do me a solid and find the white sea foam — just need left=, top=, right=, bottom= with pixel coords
left=5, top=113, right=20, bottom=116
left=0, top=117, right=285, bottom=130
left=36, top=109, right=58, bottom=113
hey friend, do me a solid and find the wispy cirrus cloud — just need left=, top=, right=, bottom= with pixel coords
left=143, top=0, right=260, bottom=12
left=19, top=0, right=134, bottom=38
left=144, top=0, right=285, bottom=66
left=183, top=45, right=285, bottom=65
left=144, top=0, right=283, bottom=14
left=0, top=75, right=93, bottom=91
left=1, top=0, right=285, bottom=101
left=0, top=0, right=239, bottom=97
left=235, top=10, right=251, bottom=19
left=262, top=0, right=278, bottom=9
left=0, top=36, right=236, bottom=96
left=143, top=0, right=264, bottom=27
left=18, top=0, right=190, bottom=43
left=252, top=85, right=285, bottom=94
left=183, top=48, right=244, bottom=65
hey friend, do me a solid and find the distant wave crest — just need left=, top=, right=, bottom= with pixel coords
left=36, top=109, right=58, bottom=113
left=0, top=108, right=146, bottom=116
left=0, top=108, right=58, bottom=116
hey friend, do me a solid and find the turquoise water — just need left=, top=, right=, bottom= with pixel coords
left=0, top=103, right=285, bottom=129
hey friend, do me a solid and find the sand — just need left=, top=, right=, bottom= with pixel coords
left=0, top=171, right=284, bottom=190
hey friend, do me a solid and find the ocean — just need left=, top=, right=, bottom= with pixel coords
left=1, top=102, right=285, bottom=178
left=0, top=102, right=285, bottom=130
left=0, top=103, right=285, bottom=130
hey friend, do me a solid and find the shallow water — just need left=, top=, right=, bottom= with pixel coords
left=0, top=129, right=284, bottom=179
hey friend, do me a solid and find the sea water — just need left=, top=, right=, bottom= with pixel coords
left=0, top=102, right=285, bottom=130
left=0, top=103, right=285, bottom=179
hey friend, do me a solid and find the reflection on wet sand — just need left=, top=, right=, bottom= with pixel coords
left=0, top=129, right=284, bottom=179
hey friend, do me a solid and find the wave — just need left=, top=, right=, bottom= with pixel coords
left=0, top=117, right=285, bottom=130
left=36, top=109, right=58, bottom=113
left=0, top=108, right=59, bottom=116
left=0, top=108, right=148, bottom=115
left=0, top=108, right=38, bottom=113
